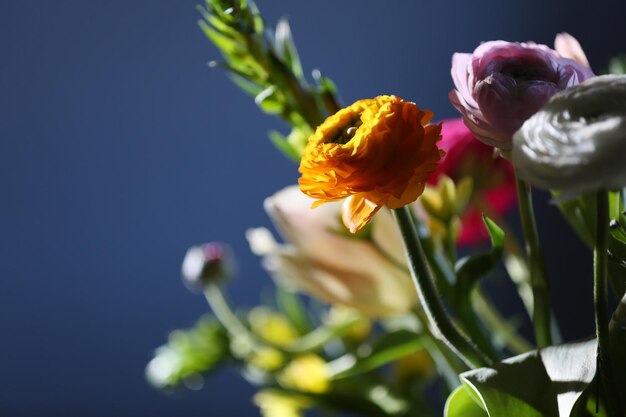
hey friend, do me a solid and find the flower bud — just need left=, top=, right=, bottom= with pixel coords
left=181, top=242, right=236, bottom=291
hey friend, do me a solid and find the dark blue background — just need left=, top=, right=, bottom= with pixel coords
left=2, top=1, right=625, bottom=415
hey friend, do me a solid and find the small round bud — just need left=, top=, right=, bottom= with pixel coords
left=181, top=242, right=236, bottom=291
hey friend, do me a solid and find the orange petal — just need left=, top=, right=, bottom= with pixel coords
left=341, top=194, right=381, bottom=233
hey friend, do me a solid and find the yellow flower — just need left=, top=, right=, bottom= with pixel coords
left=254, top=389, right=311, bottom=417
left=279, top=354, right=330, bottom=394
left=299, top=95, right=443, bottom=233
left=248, top=347, right=285, bottom=371
left=248, top=307, right=299, bottom=347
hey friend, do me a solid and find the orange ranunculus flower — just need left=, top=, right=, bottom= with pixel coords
left=298, top=95, right=444, bottom=233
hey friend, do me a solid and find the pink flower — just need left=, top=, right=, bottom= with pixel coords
left=428, top=119, right=517, bottom=245
left=450, top=36, right=594, bottom=150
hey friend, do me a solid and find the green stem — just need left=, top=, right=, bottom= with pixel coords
left=414, top=307, right=466, bottom=389
left=515, top=175, right=552, bottom=347
left=393, top=206, right=491, bottom=369
left=204, top=283, right=260, bottom=354
left=594, top=190, right=624, bottom=417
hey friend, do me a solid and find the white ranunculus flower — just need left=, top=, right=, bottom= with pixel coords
left=246, top=185, right=416, bottom=317
left=512, top=75, right=626, bottom=194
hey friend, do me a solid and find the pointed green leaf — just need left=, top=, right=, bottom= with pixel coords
left=227, top=73, right=264, bottom=97
left=199, top=21, right=241, bottom=56
left=274, top=18, right=304, bottom=79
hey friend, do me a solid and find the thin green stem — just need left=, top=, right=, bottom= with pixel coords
left=393, top=206, right=491, bottom=369
left=204, top=283, right=260, bottom=354
left=594, top=190, right=624, bottom=417
left=515, top=175, right=552, bottom=347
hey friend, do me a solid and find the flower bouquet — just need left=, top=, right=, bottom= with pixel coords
left=146, top=1, right=626, bottom=416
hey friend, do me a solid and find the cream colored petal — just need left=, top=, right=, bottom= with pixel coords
left=246, top=227, right=278, bottom=256
left=263, top=247, right=416, bottom=317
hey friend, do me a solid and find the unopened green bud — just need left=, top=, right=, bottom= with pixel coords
left=181, top=242, right=236, bottom=291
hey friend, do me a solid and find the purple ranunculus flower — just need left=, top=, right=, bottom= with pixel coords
left=449, top=36, right=594, bottom=150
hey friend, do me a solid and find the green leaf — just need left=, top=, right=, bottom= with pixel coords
left=227, top=73, right=264, bottom=97
left=254, top=85, right=284, bottom=114
left=199, top=21, right=242, bottom=56
left=455, top=215, right=504, bottom=290
left=455, top=339, right=597, bottom=417
left=331, top=330, right=424, bottom=380
left=268, top=130, right=301, bottom=162
left=444, top=385, right=488, bottom=417
left=274, top=18, right=304, bottom=79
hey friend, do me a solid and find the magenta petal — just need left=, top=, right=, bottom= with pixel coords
left=451, top=53, right=477, bottom=107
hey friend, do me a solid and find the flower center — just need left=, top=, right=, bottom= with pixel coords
left=328, top=117, right=363, bottom=144
left=500, top=58, right=554, bottom=82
